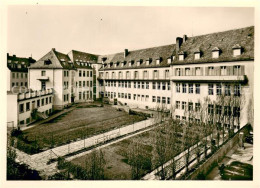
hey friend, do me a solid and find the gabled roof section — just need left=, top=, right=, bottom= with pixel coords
left=30, top=49, right=64, bottom=69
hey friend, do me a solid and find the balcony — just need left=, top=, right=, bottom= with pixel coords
left=18, top=89, right=53, bottom=101
left=37, top=76, right=49, bottom=81
left=171, top=75, right=247, bottom=83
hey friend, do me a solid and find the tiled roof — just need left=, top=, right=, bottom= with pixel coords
left=172, top=26, right=254, bottom=64
left=68, top=50, right=99, bottom=69
left=7, top=54, right=36, bottom=72
left=100, top=26, right=254, bottom=70
left=99, top=44, right=176, bottom=70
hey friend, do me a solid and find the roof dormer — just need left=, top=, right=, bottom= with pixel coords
left=178, top=51, right=185, bottom=61
left=232, top=44, right=242, bottom=57
left=156, top=57, right=162, bottom=65
left=212, top=47, right=220, bottom=58
left=194, top=49, right=201, bottom=60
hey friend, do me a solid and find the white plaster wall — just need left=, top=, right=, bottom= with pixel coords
left=7, top=94, right=18, bottom=127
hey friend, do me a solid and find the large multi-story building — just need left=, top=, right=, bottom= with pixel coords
left=29, top=48, right=102, bottom=110
left=7, top=53, right=36, bottom=91
left=98, top=26, right=254, bottom=130
left=12, top=26, right=253, bottom=130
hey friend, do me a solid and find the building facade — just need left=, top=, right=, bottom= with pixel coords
left=29, top=49, right=102, bottom=110
left=98, top=26, right=254, bottom=129
left=7, top=89, right=53, bottom=128
left=7, top=53, right=36, bottom=91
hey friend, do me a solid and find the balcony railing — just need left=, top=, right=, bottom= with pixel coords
left=18, top=89, right=53, bottom=100
left=37, top=76, right=49, bottom=81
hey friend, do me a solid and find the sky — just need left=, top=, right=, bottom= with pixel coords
left=7, top=6, right=254, bottom=60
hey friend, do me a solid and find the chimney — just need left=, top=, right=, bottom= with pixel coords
left=52, top=48, right=56, bottom=51
left=183, top=35, right=187, bottom=42
left=176, top=37, right=183, bottom=52
left=13, top=55, right=16, bottom=58
left=124, top=49, right=128, bottom=58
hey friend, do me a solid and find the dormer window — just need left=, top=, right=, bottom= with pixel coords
left=194, top=49, right=201, bottom=60
left=123, top=61, right=127, bottom=66
left=109, top=62, right=113, bottom=68
left=178, top=51, right=185, bottom=61
left=156, top=58, right=161, bottom=65
left=212, top=47, right=220, bottom=58
left=167, top=57, right=172, bottom=64
left=129, top=62, right=131, bottom=67
left=137, top=61, right=140, bottom=66
left=232, top=44, right=242, bottom=57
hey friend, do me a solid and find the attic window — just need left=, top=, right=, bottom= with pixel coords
left=232, top=44, right=242, bottom=57
left=212, top=47, right=220, bottom=58
left=44, top=59, right=52, bottom=65
left=146, top=59, right=151, bottom=66
left=123, top=61, right=127, bottom=66
left=137, top=61, right=140, bottom=66
left=129, top=62, right=131, bottom=67
left=178, top=51, right=185, bottom=61
left=167, top=57, right=172, bottom=64
left=194, top=50, right=201, bottom=60
left=156, top=58, right=161, bottom=65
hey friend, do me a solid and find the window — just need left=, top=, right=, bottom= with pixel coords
left=87, top=71, right=89, bottom=77
left=128, top=94, right=131, bottom=99
left=225, top=84, right=231, bottom=96
left=157, top=82, right=161, bottom=90
left=165, top=70, right=169, bottom=78
left=167, top=97, right=170, bottom=104
left=167, top=82, right=171, bottom=90
left=90, top=81, right=93, bottom=87
left=188, top=102, right=193, bottom=111
left=126, top=71, right=130, bottom=79
left=156, top=59, right=160, bottom=65
left=195, top=84, right=200, bottom=94
left=153, top=70, right=159, bottom=79
left=224, top=106, right=231, bottom=116
left=41, top=71, right=46, bottom=76
left=162, top=97, right=166, bottom=104
left=208, top=104, right=214, bottom=114
left=221, top=66, right=227, bottom=76
left=212, top=51, right=219, bottom=58
left=79, top=92, right=82, bottom=100
left=128, top=81, right=131, bottom=88
left=153, top=82, right=156, bottom=90
left=49, top=96, right=52, bottom=103
left=157, top=96, right=161, bottom=103
left=37, top=99, right=40, bottom=107
left=182, top=116, right=187, bottom=121
left=182, top=83, right=187, bottom=93
left=195, top=67, right=201, bottom=76
left=208, top=84, right=214, bottom=95
left=176, top=115, right=180, bottom=120
left=79, top=81, right=82, bottom=87
left=152, top=96, right=156, bottom=102
left=83, top=71, right=86, bottom=77
left=185, top=68, right=190, bottom=76
left=176, top=68, right=181, bottom=76
left=41, top=82, right=46, bottom=90
left=90, top=71, right=92, bottom=77
left=17, top=73, right=19, bottom=78
left=233, top=107, right=240, bottom=117
left=26, top=102, right=30, bottom=111
left=12, top=73, right=15, bottom=78
left=146, top=82, right=149, bottom=89
left=137, top=82, right=141, bottom=89
left=145, top=95, right=149, bottom=102
left=175, top=101, right=180, bottom=109
left=208, top=67, right=214, bottom=76
left=182, top=101, right=187, bottom=110
left=216, top=84, right=222, bottom=95
left=46, top=97, right=48, bottom=104
left=189, top=83, right=193, bottom=94
left=195, top=53, right=200, bottom=60
left=234, top=84, right=241, bottom=96
left=21, top=73, right=23, bottom=78
left=216, top=105, right=222, bottom=115
left=195, top=103, right=201, bottom=112
left=25, top=73, right=27, bottom=78
left=233, top=65, right=241, bottom=76
left=134, top=82, right=136, bottom=88
left=12, top=83, right=15, bottom=87
left=19, top=104, right=24, bottom=113
left=25, top=82, right=28, bottom=87
left=79, top=70, right=82, bottom=77
left=162, top=82, right=166, bottom=90
left=142, top=82, right=145, bottom=89
left=176, top=83, right=180, bottom=93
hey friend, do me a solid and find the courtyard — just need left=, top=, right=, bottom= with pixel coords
left=13, top=104, right=146, bottom=154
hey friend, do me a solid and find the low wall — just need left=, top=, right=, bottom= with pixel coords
left=186, top=125, right=250, bottom=180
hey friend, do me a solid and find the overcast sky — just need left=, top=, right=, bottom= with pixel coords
left=7, top=6, right=254, bottom=60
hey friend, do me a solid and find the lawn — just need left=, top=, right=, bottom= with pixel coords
left=15, top=105, right=146, bottom=154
